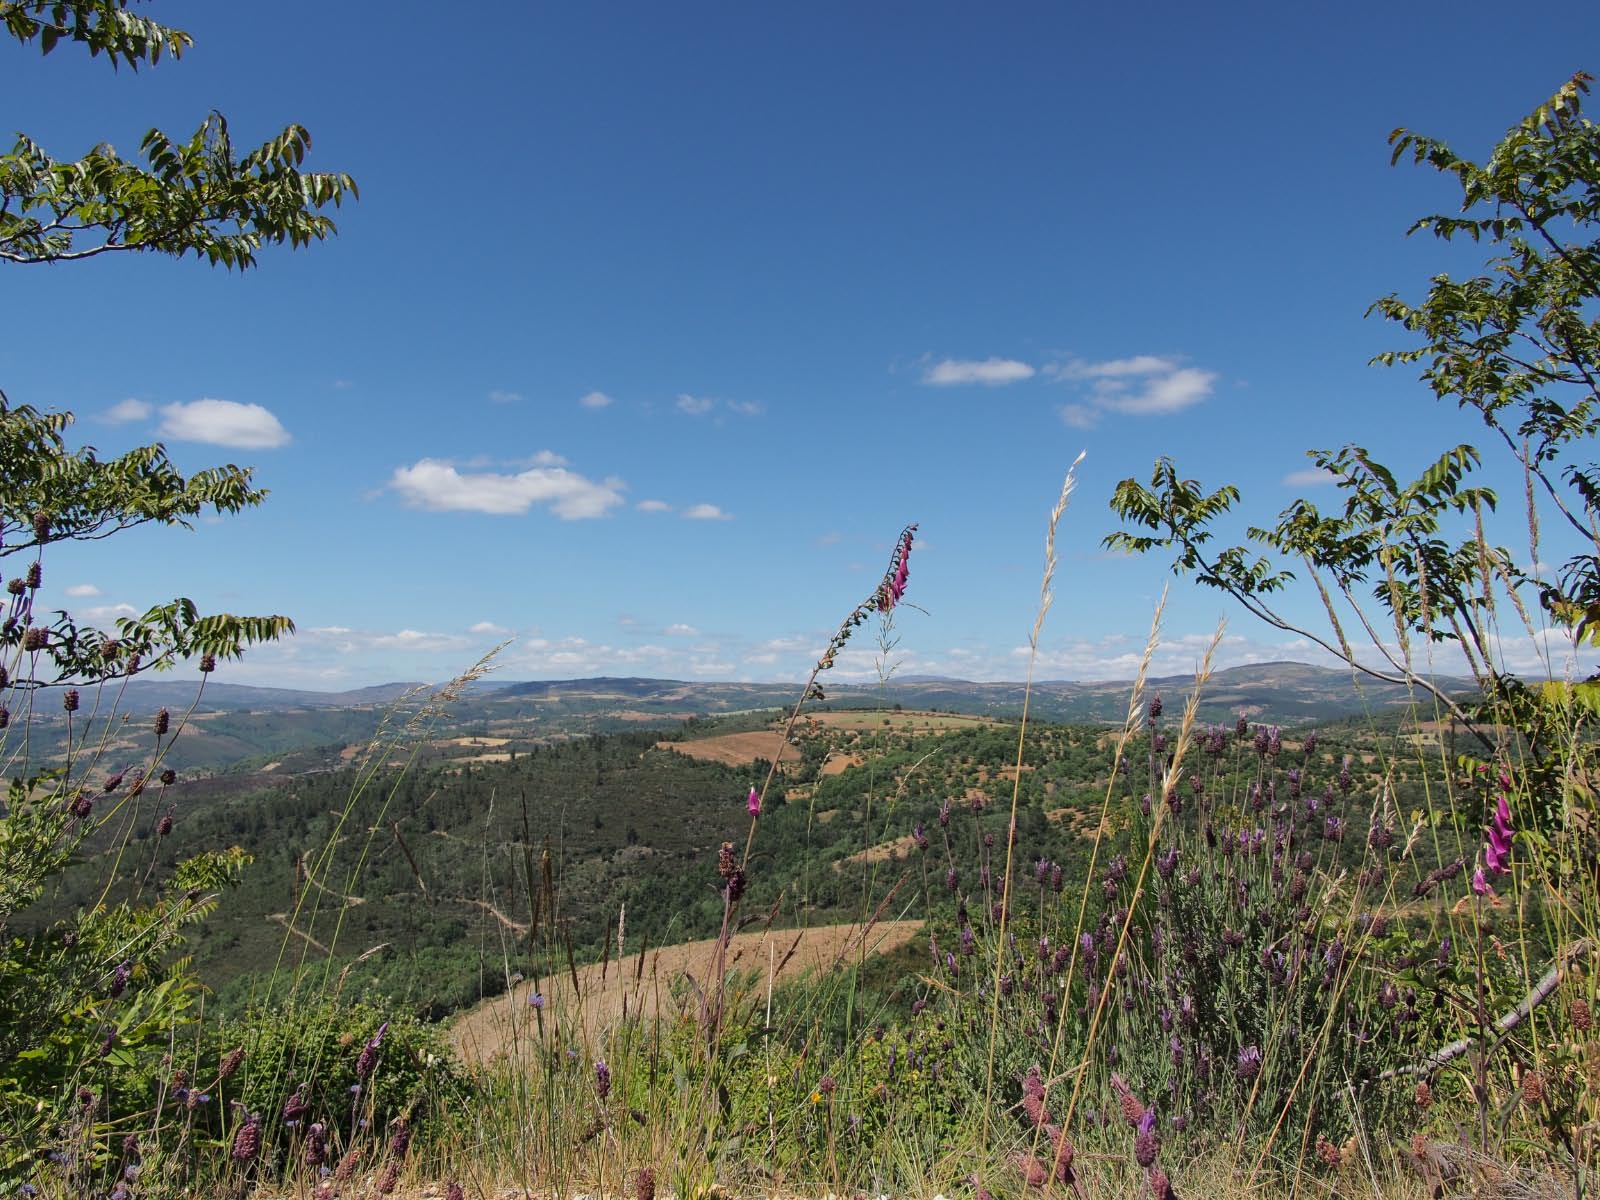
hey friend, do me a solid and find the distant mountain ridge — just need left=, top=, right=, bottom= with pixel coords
left=15, top=662, right=1470, bottom=778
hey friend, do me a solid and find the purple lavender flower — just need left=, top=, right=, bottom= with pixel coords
left=109, top=961, right=130, bottom=998
left=1236, top=1045, right=1262, bottom=1083
left=1134, top=1109, right=1159, bottom=1167
left=594, top=1058, right=611, bottom=1099
left=912, top=824, right=929, bottom=852
left=747, top=787, right=761, bottom=817
left=354, top=1021, right=389, bottom=1081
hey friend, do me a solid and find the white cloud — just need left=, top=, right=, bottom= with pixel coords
left=104, top=398, right=151, bottom=424
left=64, top=584, right=101, bottom=597
left=726, top=400, right=765, bottom=416
left=579, top=391, right=614, bottom=409
left=469, top=621, right=510, bottom=635
left=1283, top=468, right=1339, bottom=487
left=388, top=458, right=625, bottom=519
left=1053, top=356, right=1216, bottom=422
left=488, top=389, right=522, bottom=404
left=78, top=603, right=139, bottom=625
left=683, top=503, right=731, bottom=521
left=676, top=394, right=715, bottom=416
left=160, top=399, right=290, bottom=448
left=370, top=629, right=468, bottom=652
left=923, top=357, right=1036, bottom=387
left=1100, top=367, right=1216, bottom=415
left=636, top=499, right=672, bottom=513
left=1053, top=355, right=1176, bottom=380
left=665, top=623, right=698, bottom=637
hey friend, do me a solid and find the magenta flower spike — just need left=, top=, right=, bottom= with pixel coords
left=1484, top=790, right=1513, bottom=876
left=747, top=787, right=761, bottom=816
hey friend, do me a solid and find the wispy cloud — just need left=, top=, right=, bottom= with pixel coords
left=64, top=584, right=101, bottom=597
left=683, top=503, right=732, bottom=521
left=726, top=399, right=765, bottom=416
left=1051, top=355, right=1216, bottom=426
left=160, top=399, right=291, bottom=448
left=388, top=458, right=625, bottom=519
left=1283, top=467, right=1338, bottom=487
left=468, top=620, right=510, bottom=635
left=488, top=389, right=522, bottom=404
left=579, top=391, right=614, bottom=409
left=636, top=499, right=672, bottom=513
left=103, top=398, right=151, bottom=424
left=676, top=394, right=715, bottom=416
left=923, top=357, right=1036, bottom=386
left=665, top=623, right=698, bottom=636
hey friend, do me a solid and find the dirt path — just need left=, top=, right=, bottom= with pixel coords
left=450, top=918, right=922, bottom=1063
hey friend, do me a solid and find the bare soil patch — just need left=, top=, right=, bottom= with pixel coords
left=657, top=731, right=800, bottom=769
left=820, top=752, right=865, bottom=776
left=450, top=919, right=923, bottom=1062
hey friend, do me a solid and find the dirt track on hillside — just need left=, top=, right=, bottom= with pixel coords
left=450, top=919, right=922, bottom=1062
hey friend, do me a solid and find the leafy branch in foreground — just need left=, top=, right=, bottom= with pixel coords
left=1106, top=72, right=1600, bottom=768
left=1, top=115, right=357, bottom=269
left=1, top=0, right=191, bottom=67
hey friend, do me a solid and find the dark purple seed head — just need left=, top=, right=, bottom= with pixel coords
left=160, top=767, right=177, bottom=785
left=109, top=960, right=130, bottom=998
left=913, top=824, right=929, bottom=852
left=1147, top=693, right=1163, bottom=724
left=1302, top=731, right=1317, bottom=756
left=154, top=708, right=170, bottom=737
left=23, top=626, right=46, bottom=651
left=62, top=688, right=79, bottom=713
left=103, top=772, right=123, bottom=793
left=25, top=563, right=41, bottom=590
left=945, top=866, right=959, bottom=893
left=938, top=798, right=951, bottom=828
left=595, top=1058, right=612, bottom=1099
left=230, top=1113, right=261, bottom=1163
left=1135, top=1127, right=1158, bottom=1168
left=71, top=791, right=94, bottom=819
left=156, top=808, right=174, bottom=836
left=304, top=1123, right=328, bottom=1167
left=199, top=653, right=216, bottom=673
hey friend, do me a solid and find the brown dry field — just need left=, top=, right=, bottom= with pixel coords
left=450, top=919, right=923, bottom=1063
left=656, top=731, right=801, bottom=768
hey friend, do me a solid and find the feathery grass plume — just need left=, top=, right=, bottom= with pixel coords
left=980, top=452, right=1084, bottom=1139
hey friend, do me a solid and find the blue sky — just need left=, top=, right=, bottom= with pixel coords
left=4, top=2, right=1595, bottom=689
